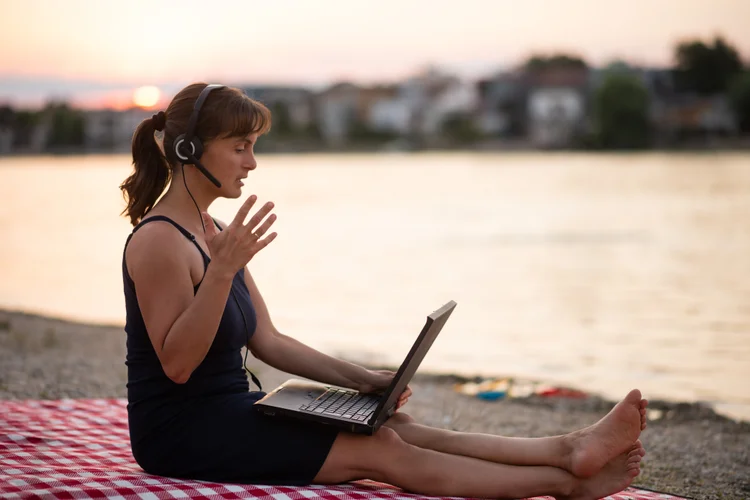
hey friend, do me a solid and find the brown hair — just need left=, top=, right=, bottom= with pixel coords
left=120, top=83, right=272, bottom=226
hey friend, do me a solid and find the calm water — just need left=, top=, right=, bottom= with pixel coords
left=1, top=152, right=749, bottom=421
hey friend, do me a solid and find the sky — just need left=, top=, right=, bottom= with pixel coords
left=1, top=0, right=749, bottom=108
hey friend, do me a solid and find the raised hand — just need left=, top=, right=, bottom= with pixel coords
left=200, top=194, right=277, bottom=279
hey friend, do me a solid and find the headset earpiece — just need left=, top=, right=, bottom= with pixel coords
left=174, top=134, right=204, bottom=162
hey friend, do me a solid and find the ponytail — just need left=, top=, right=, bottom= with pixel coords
left=120, top=113, right=171, bottom=226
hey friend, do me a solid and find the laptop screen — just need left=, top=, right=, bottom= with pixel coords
left=369, top=300, right=457, bottom=424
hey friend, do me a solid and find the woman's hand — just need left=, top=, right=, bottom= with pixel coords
left=357, top=369, right=412, bottom=411
left=201, top=195, right=277, bottom=279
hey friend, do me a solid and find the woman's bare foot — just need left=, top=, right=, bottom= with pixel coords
left=560, top=441, right=644, bottom=500
left=628, top=439, right=647, bottom=466
left=565, top=389, right=645, bottom=478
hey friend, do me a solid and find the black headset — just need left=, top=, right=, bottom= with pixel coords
left=173, top=83, right=224, bottom=188
left=175, top=83, right=263, bottom=392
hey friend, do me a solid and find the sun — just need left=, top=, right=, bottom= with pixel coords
left=132, top=86, right=161, bottom=109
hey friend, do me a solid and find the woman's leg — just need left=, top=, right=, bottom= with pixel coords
left=384, top=389, right=648, bottom=477
left=313, top=425, right=643, bottom=499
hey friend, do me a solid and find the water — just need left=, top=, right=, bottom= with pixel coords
left=1, top=152, right=749, bottom=422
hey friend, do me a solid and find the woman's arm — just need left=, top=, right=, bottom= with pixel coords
left=243, top=268, right=377, bottom=390
left=130, top=199, right=275, bottom=385
left=128, top=224, right=235, bottom=384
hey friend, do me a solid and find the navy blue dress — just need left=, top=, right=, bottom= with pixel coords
left=122, top=215, right=339, bottom=485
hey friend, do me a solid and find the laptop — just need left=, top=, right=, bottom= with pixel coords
left=253, top=300, right=457, bottom=435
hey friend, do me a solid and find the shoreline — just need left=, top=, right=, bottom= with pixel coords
left=1, top=307, right=749, bottom=499
left=2, top=306, right=746, bottom=426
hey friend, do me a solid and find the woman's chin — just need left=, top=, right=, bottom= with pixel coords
left=219, top=186, right=243, bottom=199
left=222, top=180, right=244, bottom=198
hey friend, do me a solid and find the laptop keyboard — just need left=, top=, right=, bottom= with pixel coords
left=300, top=388, right=379, bottom=422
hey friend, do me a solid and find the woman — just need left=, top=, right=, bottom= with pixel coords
left=120, top=82, right=648, bottom=499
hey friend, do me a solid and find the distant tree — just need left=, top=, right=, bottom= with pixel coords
left=304, top=121, right=322, bottom=141
left=728, top=71, right=750, bottom=132
left=524, top=54, right=588, bottom=71
left=498, top=99, right=526, bottom=137
left=11, top=110, right=41, bottom=148
left=604, top=60, right=633, bottom=73
left=441, top=113, right=481, bottom=144
left=45, top=102, right=85, bottom=149
left=0, top=105, right=14, bottom=127
left=269, top=102, right=293, bottom=137
left=349, top=119, right=398, bottom=143
left=673, top=36, right=744, bottom=95
left=593, top=72, right=651, bottom=149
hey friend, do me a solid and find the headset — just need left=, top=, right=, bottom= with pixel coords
left=173, top=83, right=224, bottom=188
left=175, top=83, right=263, bottom=392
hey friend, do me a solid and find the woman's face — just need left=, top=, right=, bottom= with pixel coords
left=201, top=132, right=259, bottom=198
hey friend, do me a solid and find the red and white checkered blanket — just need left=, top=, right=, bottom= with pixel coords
left=0, top=398, right=683, bottom=500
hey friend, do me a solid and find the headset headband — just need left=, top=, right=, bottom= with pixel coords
left=182, top=84, right=225, bottom=145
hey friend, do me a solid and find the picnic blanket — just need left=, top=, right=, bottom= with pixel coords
left=0, top=398, right=685, bottom=500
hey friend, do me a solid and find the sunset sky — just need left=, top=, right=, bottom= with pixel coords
left=1, top=0, right=749, bottom=108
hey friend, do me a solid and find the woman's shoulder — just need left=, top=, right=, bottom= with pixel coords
left=129, top=216, right=191, bottom=248
left=125, top=218, right=194, bottom=278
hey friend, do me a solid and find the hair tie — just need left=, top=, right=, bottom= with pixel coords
left=151, top=111, right=166, bottom=131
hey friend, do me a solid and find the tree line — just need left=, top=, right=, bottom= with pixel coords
left=1, top=35, right=749, bottom=153
left=592, top=36, right=750, bottom=149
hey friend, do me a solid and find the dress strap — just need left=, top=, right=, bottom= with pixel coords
left=126, top=215, right=211, bottom=290
left=130, top=215, right=210, bottom=263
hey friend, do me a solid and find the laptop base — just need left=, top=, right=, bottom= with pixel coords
left=254, top=379, right=390, bottom=435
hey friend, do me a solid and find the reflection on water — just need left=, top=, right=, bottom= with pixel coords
left=1, top=152, right=749, bottom=421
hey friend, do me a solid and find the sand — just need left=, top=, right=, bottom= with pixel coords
left=1, top=308, right=748, bottom=500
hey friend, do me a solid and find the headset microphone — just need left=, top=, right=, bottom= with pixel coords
left=184, top=151, right=222, bottom=188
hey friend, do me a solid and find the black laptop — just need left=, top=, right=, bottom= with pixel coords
left=253, top=300, right=457, bottom=435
